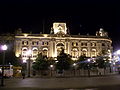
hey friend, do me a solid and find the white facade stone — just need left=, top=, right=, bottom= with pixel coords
left=15, top=22, right=112, bottom=61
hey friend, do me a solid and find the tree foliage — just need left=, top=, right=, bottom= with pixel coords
left=77, top=55, right=90, bottom=69
left=96, top=56, right=110, bottom=69
left=56, top=49, right=72, bottom=71
left=32, top=53, right=49, bottom=71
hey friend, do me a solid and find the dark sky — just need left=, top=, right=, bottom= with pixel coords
left=0, top=0, right=119, bottom=50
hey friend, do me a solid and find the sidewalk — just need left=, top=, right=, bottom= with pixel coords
left=1, top=74, right=120, bottom=90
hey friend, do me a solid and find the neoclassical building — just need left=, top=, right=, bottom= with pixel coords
left=14, top=22, right=112, bottom=61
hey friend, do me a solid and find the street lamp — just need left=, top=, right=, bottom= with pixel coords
left=73, top=63, right=76, bottom=76
left=50, top=65, right=53, bottom=77
left=116, top=50, right=120, bottom=55
left=1, top=45, right=7, bottom=86
left=26, top=50, right=32, bottom=77
left=87, top=59, right=91, bottom=77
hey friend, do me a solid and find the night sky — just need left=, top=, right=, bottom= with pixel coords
left=0, top=0, right=119, bottom=51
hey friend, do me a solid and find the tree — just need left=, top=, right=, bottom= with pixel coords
left=95, top=50, right=111, bottom=75
left=77, top=55, right=88, bottom=69
left=77, top=55, right=93, bottom=77
left=56, top=49, right=72, bottom=72
left=96, top=50, right=110, bottom=69
left=47, top=57, right=55, bottom=66
left=32, top=53, right=49, bottom=71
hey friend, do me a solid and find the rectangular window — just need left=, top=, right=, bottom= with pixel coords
left=32, top=42, right=34, bottom=45
left=42, top=42, right=44, bottom=45
left=27, top=41, right=28, bottom=45
left=47, top=42, right=49, bottom=45
left=81, top=43, right=83, bottom=46
left=102, top=43, right=105, bottom=46
left=36, top=41, right=39, bottom=45
left=22, top=41, right=24, bottom=45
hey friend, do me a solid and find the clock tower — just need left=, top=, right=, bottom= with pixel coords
left=52, top=22, right=67, bottom=34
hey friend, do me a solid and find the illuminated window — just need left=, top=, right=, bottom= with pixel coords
left=81, top=43, right=87, bottom=46
left=42, top=48, right=48, bottom=57
left=57, top=48, right=62, bottom=56
left=32, top=41, right=39, bottom=45
left=81, top=49, right=87, bottom=56
left=91, top=43, right=96, bottom=46
left=72, top=42, right=78, bottom=46
left=91, top=49, right=96, bottom=57
left=71, top=48, right=78, bottom=58
left=22, top=47, right=28, bottom=58
left=22, top=41, right=28, bottom=45
left=56, top=43, right=64, bottom=56
left=32, top=48, right=38, bottom=58
left=57, top=43, right=64, bottom=46
left=43, top=50, right=47, bottom=57
left=42, top=41, right=48, bottom=46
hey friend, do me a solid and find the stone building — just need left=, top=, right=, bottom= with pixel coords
left=14, top=22, right=112, bottom=61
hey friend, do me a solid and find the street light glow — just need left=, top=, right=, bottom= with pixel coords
left=26, top=50, right=32, bottom=56
left=1, top=45, right=7, bottom=51
left=117, top=50, right=120, bottom=55
left=50, top=65, right=53, bottom=68
left=87, top=59, right=91, bottom=62
left=23, top=59, right=27, bottom=63
left=1, top=44, right=8, bottom=86
left=73, top=63, right=76, bottom=66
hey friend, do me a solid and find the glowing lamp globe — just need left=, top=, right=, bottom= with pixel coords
left=26, top=50, right=32, bottom=56
left=1, top=45, right=7, bottom=50
left=73, top=63, right=76, bottom=66
left=117, top=50, right=120, bottom=55
left=88, top=59, right=91, bottom=62
left=50, top=65, right=53, bottom=68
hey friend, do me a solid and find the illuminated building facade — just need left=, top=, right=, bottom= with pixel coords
left=14, top=22, right=112, bottom=61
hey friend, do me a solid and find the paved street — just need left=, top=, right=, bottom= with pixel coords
left=1, top=75, right=120, bottom=90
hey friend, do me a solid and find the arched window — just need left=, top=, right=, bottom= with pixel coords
left=32, top=47, right=38, bottom=58
left=57, top=48, right=62, bottom=56
left=56, top=43, right=64, bottom=46
left=56, top=43, right=64, bottom=56
left=22, top=47, right=28, bottom=59
left=71, top=48, right=78, bottom=58
left=81, top=49, right=87, bottom=56
left=22, top=41, right=28, bottom=45
left=91, top=49, right=96, bottom=57
left=42, top=48, right=48, bottom=57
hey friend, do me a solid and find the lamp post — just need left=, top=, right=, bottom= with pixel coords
left=73, top=63, right=76, bottom=76
left=1, top=45, right=7, bottom=86
left=87, top=59, right=91, bottom=77
left=50, top=65, right=53, bottom=77
left=26, top=50, right=32, bottom=77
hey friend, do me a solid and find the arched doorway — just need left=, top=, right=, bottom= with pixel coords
left=56, top=43, right=64, bottom=56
